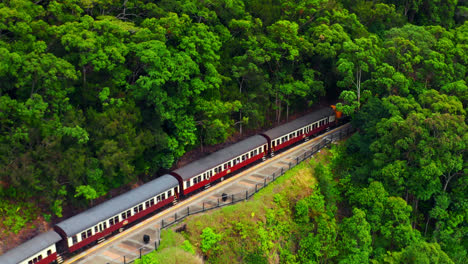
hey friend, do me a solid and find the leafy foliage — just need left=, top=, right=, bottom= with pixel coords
left=200, top=227, right=222, bottom=256
left=0, top=1, right=465, bottom=261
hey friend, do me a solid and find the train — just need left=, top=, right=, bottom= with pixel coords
left=0, top=106, right=339, bottom=264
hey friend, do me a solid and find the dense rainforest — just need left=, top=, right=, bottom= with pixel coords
left=0, top=0, right=466, bottom=261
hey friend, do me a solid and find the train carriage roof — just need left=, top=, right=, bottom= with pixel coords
left=261, top=108, right=334, bottom=140
left=55, top=174, right=178, bottom=237
left=173, top=135, right=267, bottom=181
left=0, top=230, right=61, bottom=264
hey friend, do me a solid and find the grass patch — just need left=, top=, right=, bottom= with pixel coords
left=135, top=229, right=202, bottom=264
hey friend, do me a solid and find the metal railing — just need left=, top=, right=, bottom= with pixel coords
left=113, top=125, right=355, bottom=264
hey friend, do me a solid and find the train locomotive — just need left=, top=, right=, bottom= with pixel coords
left=0, top=106, right=338, bottom=264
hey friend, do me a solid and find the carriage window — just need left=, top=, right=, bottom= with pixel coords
left=134, top=207, right=138, bottom=214
left=209, top=171, right=212, bottom=177
left=47, top=249, right=52, bottom=256
left=223, top=164, right=227, bottom=170
left=150, top=198, right=155, bottom=206
left=168, top=190, right=172, bottom=197
left=122, top=212, right=127, bottom=219
left=81, top=232, right=86, bottom=241
left=162, top=193, right=166, bottom=200
left=95, top=226, right=98, bottom=233
left=146, top=201, right=150, bottom=208
left=198, top=176, right=201, bottom=182
left=139, top=204, right=143, bottom=211
left=38, top=255, right=42, bottom=260
left=109, top=218, right=114, bottom=226
left=72, top=235, right=78, bottom=244
left=33, top=258, right=38, bottom=263
left=157, top=196, right=161, bottom=202
left=29, top=261, right=33, bottom=264
left=87, top=229, right=92, bottom=237
left=114, top=216, right=119, bottom=223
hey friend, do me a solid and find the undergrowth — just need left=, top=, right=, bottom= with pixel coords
left=0, top=198, right=40, bottom=234
left=134, top=229, right=202, bottom=264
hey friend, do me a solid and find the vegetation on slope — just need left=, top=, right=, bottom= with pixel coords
left=135, top=229, right=202, bottom=264
left=144, top=147, right=456, bottom=263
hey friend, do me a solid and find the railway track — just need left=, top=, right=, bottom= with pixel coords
left=65, top=123, right=353, bottom=264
